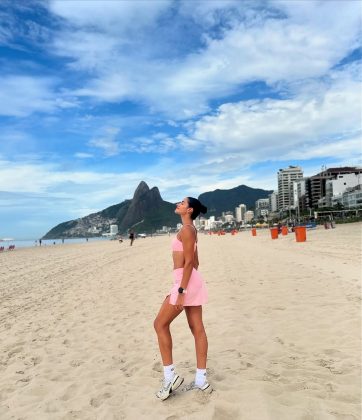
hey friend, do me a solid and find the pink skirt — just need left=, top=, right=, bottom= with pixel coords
left=168, top=268, right=208, bottom=306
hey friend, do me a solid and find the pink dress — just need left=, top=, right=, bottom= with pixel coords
left=168, top=236, right=208, bottom=306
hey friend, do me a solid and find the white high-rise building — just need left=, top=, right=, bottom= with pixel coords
left=293, top=179, right=307, bottom=212
left=268, top=191, right=278, bottom=212
left=245, top=210, right=254, bottom=222
left=235, top=204, right=246, bottom=222
left=278, top=166, right=304, bottom=211
left=110, top=224, right=118, bottom=235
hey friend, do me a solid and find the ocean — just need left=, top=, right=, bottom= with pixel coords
left=0, top=237, right=109, bottom=250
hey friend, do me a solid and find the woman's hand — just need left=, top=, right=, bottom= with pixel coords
left=175, top=293, right=185, bottom=311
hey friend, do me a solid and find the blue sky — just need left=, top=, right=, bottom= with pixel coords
left=0, top=0, right=361, bottom=239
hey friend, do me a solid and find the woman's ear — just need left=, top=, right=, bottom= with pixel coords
left=187, top=207, right=193, bottom=216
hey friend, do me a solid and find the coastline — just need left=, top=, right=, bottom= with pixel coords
left=0, top=237, right=109, bottom=250
left=0, top=223, right=361, bottom=419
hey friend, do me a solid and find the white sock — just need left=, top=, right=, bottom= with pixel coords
left=163, top=364, right=175, bottom=383
left=195, top=368, right=207, bottom=387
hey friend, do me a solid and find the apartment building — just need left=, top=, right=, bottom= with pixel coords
left=309, top=167, right=362, bottom=208
left=235, top=204, right=247, bottom=222
left=268, top=191, right=278, bottom=212
left=277, top=166, right=304, bottom=211
left=255, top=198, right=269, bottom=219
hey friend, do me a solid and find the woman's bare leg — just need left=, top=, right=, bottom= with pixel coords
left=154, top=296, right=183, bottom=365
left=184, top=306, right=208, bottom=369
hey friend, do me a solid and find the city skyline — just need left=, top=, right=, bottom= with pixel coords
left=0, top=1, right=361, bottom=238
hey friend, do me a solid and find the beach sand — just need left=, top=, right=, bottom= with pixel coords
left=0, top=223, right=361, bottom=420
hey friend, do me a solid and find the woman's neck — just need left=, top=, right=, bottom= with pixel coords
left=181, top=215, right=193, bottom=225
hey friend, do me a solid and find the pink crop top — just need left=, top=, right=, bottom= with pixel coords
left=171, top=237, right=185, bottom=252
left=171, top=225, right=197, bottom=252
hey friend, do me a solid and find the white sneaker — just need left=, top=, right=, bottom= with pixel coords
left=156, top=374, right=184, bottom=401
left=182, top=380, right=213, bottom=394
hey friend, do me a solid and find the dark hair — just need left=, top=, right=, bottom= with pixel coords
left=187, top=197, right=207, bottom=220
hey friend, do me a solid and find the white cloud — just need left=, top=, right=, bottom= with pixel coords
left=47, top=0, right=361, bottom=118
left=0, top=156, right=252, bottom=211
left=0, top=158, right=150, bottom=237
left=121, top=132, right=178, bottom=154
left=179, top=63, right=361, bottom=164
left=0, top=76, right=56, bottom=117
left=0, top=75, right=78, bottom=117
left=88, top=127, right=121, bottom=156
left=49, top=0, right=171, bottom=33
left=0, top=158, right=144, bottom=204
left=282, top=135, right=362, bottom=161
left=53, top=30, right=121, bottom=73
left=74, top=152, right=93, bottom=159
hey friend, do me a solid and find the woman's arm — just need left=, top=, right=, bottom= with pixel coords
left=174, top=226, right=196, bottom=310
left=179, top=226, right=196, bottom=290
left=194, top=247, right=199, bottom=270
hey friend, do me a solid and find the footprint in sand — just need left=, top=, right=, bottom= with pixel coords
left=60, top=384, right=78, bottom=401
left=213, top=373, right=225, bottom=382
left=16, top=376, right=31, bottom=385
left=64, top=410, right=83, bottom=419
left=69, top=359, right=84, bottom=367
left=212, top=402, right=239, bottom=419
left=315, top=358, right=343, bottom=374
left=274, top=337, right=285, bottom=345
left=24, top=356, right=42, bottom=367
left=8, top=347, right=23, bottom=358
left=90, top=392, right=112, bottom=408
left=152, top=361, right=162, bottom=373
left=240, top=361, right=253, bottom=370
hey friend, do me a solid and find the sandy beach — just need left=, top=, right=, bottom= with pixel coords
left=0, top=223, right=361, bottom=420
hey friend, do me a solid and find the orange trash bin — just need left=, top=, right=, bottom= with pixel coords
left=281, top=226, right=288, bottom=235
left=270, top=227, right=278, bottom=239
left=295, top=226, right=307, bottom=242
left=251, top=228, right=256, bottom=236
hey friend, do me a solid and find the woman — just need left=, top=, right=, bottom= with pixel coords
left=154, top=197, right=212, bottom=401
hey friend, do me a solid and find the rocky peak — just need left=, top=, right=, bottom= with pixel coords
left=133, top=181, right=150, bottom=200
left=119, top=182, right=164, bottom=230
left=148, top=186, right=162, bottom=203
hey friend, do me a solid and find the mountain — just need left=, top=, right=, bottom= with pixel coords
left=118, top=181, right=178, bottom=232
left=43, top=182, right=273, bottom=239
left=198, top=185, right=273, bottom=216
left=42, top=181, right=179, bottom=239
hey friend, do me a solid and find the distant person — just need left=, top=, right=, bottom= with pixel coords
left=118, top=236, right=123, bottom=243
left=154, top=197, right=211, bottom=401
left=62, top=238, right=64, bottom=244
left=129, top=230, right=135, bottom=246
left=39, top=239, right=42, bottom=246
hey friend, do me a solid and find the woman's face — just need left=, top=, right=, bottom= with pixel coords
left=175, top=197, right=191, bottom=216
